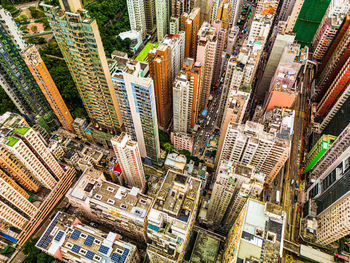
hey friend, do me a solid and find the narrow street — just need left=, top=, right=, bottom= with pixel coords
left=282, top=63, right=312, bottom=243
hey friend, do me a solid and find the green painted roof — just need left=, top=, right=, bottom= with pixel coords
left=14, top=127, right=30, bottom=135
left=6, top=136, right=19, bottom=147
left=135, top=42, right=159, bottom=62
left=293, top=0, right=331, bottom=46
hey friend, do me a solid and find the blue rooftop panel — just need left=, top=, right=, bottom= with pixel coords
left=84, top=235, right=94, bottom=246
left=70, top=229, right=81, bottom=240
left=85, top=250, right=95, bottom=260
left=54, top=230, right=64, bottom=242
left=98, top=245, right=110, bottom=255
left=72, top=244, right=80, bottom=253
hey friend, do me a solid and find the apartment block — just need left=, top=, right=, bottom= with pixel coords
left=207, top=161, right=264, bottom=227
left=181, top=8, right=200, bottom=58
left=0, top=8, right=26, bottom=50
left=212, top=25, right=227, bottom=86
left=226, top=26, right=239, bottom=56
left=155, top=0, right=169, bottom=41
left=111, top=133, right=146, bottom=192
left=169, top=17, right=179, bottom=34
left=231, top=0, right=243, bottom=25
left=216, top=89, right=251, bottom=166
left=173, top=73, right=190, bottom=133
left=263, top=44, right=303, bottom=112
left=316, top=13, right=350, bottom=99
left=147, top=170, right=201, bottom=263
left=217, top=121, right=292, bottom=184
left=248, top=14, right=272, bottom=43
left=148, top=34, right=185, bottom=129
left=111, top=55, right=160, bottom=160
left=0, top=169, right=37, bottom=230
left=193, top=0, right=214, bottom=25
left=285, top=0, right=304, bottom=32
left=182, top=58, right=202, bottom=129
left=126, top=0, right=147, bottom=37
left=303, top=134, right=336, bottom=174
left=0, top=126, right=64, bottom=190
left=22, top=45, right=74, bottom=132
left=256, top=33, right=295, bottom=100
left=196, top=22, right=217, bottom=111
left=144, top=0, right=156, bottom=34
left=0, top=22, right=51, bottom=120
left=312, top=0, right=348, bottom=61
left=171, top=0, right=190, bottom=18
left=36, top=211, right=140, bottom=263
left=171, top=132, right=194, bottom=153
left=223, top=199, right=285, bottom=262
left=42, top=0, right=123, bottom=133
left=67, top=168, right=153, bottom=242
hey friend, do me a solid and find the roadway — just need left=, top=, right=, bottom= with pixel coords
left=192, top=1, right=256, bottom=160
left=282, top=64, right=312, bottom=243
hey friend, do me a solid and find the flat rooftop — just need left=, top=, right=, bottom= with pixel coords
left=190, top=232, right=221, bottom=263
left=36, top=212, right=136, bottom=262
left=152, top=170, right=201, bottom=222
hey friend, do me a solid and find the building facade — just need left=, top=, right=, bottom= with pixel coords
left=111, top=55, right=160, bottom=160
left=22, top=45, right=74, bottom=132
left=111, top=133, right=146, bottom=192
left=181, top=8, right=200, bottom=59
left=126, top=0, right=147, bottom=37
left=42, top=0, right=123, bottom=133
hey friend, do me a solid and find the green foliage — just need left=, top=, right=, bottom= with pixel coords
left=31, top=25, right=38, bottom=32
left=159, top=130, right=171, bottom=149
left=85, top=0, right=131, bottom=57
left=0, top=1, right=20, bottom=17
left=164, top=143, right=174, bottom=153
left=28, top=6, right=45, bottom=19
left=22, top=237, right=55, bottom=263
left=27, top=37, right=46, bottom=45
left=39, top=39, right=88, bottom=119
left=179, top=150, right=204, bottom=166
left=0, top=88, right=18, bottom=115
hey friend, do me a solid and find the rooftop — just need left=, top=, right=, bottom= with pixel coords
left=6, top=136, right=19, bottom=147
left=36, top=212, right=137, bottom=262
left=151, top=170, right=201, bottom=222
left=190, top=232, right=221, bottom=262
left=135, top=42, right=159, bottom=62
left=14, top=127, right=30, bottom=135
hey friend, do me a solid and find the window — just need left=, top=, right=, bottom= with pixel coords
left=107, top=186, right=114, bottom=192
left=94, top=239, right=101, bottom=245
left=120, top=204, right=128, bottom=210
left=107, top=199, right=115, bottom=205
left=66, top=242, right=73, bottom=249
left=139, top=199, right=147, bottom=205
left=80, top=233, right=87, bottom=239
left=94, top=255, right=101, bottom=261
left=94, top=194, right=102, bottom=200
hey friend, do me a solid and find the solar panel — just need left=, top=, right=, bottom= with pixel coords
left=98, top=245, right=110, bottom=255
left=84, top=235, right=94, bottom=246
left=85, top=250, right=95, bottom=260
left=71, top=244, right=80, bottom=253
left=111, top=253, right=120, bottom=262
left=70, top=229, right=81, bottom=240
left=54, top=231, right=64, bottom=242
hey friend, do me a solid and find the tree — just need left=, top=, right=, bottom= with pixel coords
left=0, top=87, right=18, bottom=115
left=164, top=143, right=174, bottom=153
left=31, top=25, right=38, bottom=33
left=22, top=237, right=55, bottom=263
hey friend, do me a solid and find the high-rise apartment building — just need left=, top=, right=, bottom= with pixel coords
left=216, top=89, right=251, bottom=165
left=197, top=22, right=217, bottom=111
left=0, top=23, right=51, bottom=120
left=0, top=168, right=38, bottom=230
left=248, top=14, right=273, bottom=42
left=170, top=0, right=190, bottom=18
left=169, top=17, right=179, bottom=34
left=263, top=44, right=303, bottom=112
left=148, top=33, right=185, bottom=129
left=207, top=161, right=264, bottom=227
left=312, top=0, right=348, bottom=61
left=147, top=170, right=201, bottom=263
left=285, top=0, right=304, bottom=32
left=303, top=124, right=350, bottom=244
left=231, top=0, right=243, bottom=25
left=22, top=45, right=74, bottom=132
left=223, top=199, right=285, bottom=262
left=144, top=0, right=157, bottom=34
left=111, top=55, right=160, bottom=160
left=212, top=25, right=227, bottom=86
left=173, top=73, right=190, bottom=133
left=42, top=0, right=123, bottom=133
left=67, top=168, right=153, bottom=242
left=226, top=26, right=239, bottom=56
left=216, top=1, right=231, bottom=29
left=256, top=33, right=295, bottom=100
left=217, top=121, right=291, bottom=184
left=126, top=0, right=147, bottom=37
left=303, top=134, right=336, bottom=173
left=0, top=8, right=26, bottom=51
left=111, top=133, right=146, bottom=192
left=155, top=0, right=169, bottom=41
left=193, top=0, right=214, bottom=25
left=181, top=8, right=200, bottom=59
left=36, top=211, right=140, bottom=263
left=0, top=126, right=64, bottom=190
left=182, top=58, right=202, bottom=129
left=278, top=0, right=297, bottom=21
